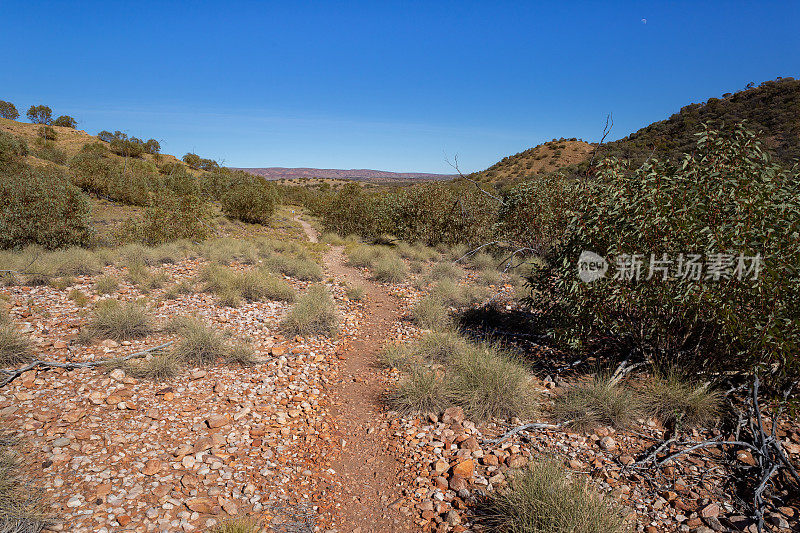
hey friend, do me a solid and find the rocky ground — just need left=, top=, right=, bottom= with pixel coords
left=2, top=224, right=798, bottom=533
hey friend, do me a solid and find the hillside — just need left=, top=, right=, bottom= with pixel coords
left=0, top=117, right=192, bottom=171
left=236, top=166, right=455, bottom=182
left=472, top=76, right=800, bottom=182
left=470, top=139, right=594, bottom=183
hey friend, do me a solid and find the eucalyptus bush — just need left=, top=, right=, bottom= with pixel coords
left=529, top=124, right=800, bottom=381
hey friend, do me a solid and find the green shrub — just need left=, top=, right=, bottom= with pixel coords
left=280, top=285, right=339, bottom=337
left=0, top=164, right=94, bottom=249
left=221, top=173, right=278, bottom=224
left=0, top=324, right=32, bottom=366
left=69, top=152, right=152, bottom=206
left=478, top=461, right=626, bottom=533
left=89, top=301, right=151, bottom=340
left=530, top=124, right=800, bottom=381
left=182, top=152, right=201, bottom=168
left=119, top=192, right=214, bottom=245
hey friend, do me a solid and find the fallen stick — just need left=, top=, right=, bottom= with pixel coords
left=0, top=341, right=173, bottom=388
left=483, top=421, right=569, bottom=446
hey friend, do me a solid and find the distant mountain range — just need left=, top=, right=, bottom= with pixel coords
left=235, top=167, right=456, bottom=182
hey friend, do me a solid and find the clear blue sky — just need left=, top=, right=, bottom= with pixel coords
left=1, top=1, right=798, bottom=173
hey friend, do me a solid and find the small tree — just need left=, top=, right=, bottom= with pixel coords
left=182, top=152, right=201, bottom=168
left=0, top=100, right=19, bottom=120
left=26, top=105, right=52, bottom=124
left=97, top=130, right=114, bottom=142
left=143, top=138, right=160, bottom=155
left=53, top=115, right=77, bottom=128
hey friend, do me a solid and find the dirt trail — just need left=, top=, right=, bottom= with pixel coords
left=295, top=216, right=412, bottom=532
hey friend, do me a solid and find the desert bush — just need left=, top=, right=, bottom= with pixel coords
left=378, top=342, right=415, bottom=370
left=0, top=163, right=94, bottom=249
left=346, top=244, right=385, bottom=268
left=280, top=285, right=338, bottom=337
left=221, top=173, right=278, bottom=224
left=89, top=300, right=151, bottom=340
left=0, top=100, right=19, bottom=120
left=372, top=255, right=407, bottom=283
left=49, top=276, right=75, bottom=290
left=529, top=124, right=800, bottom=381
left=208, top=518, right=261, bottom=533
left=411, top=297, right=450, bottom=329
left=170, top=317, right=228, bottom=365
left=477, top=461, right=626, bottom=533
left=68, top=289, right=88, bottom=307
left=182, top=152, right=201, bottom=168
left=198, top=238, right=260, bottom=265
left=643, top=369, right=721, bottom=428
left=108, top=131, right=145, bottom=158
left=497, top=174, right=578, bottom=255
left=119, top=192, right=214, bottom=245
left=47, top=247, right=102, bottom=276
left=95, top=275, right=119, bottom=295
left=552, top=374, right=643, bottom=430
left=0, top=324, right=32, bottom=366
left=68, top=152, right=153, bottom=206
left=320, top=232, right=346, bottom=246
left=345, top=284, right=365, bottom=301
left=33, top=142, right=66, bottom=164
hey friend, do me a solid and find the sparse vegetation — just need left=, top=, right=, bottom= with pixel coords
left=0, top=433, right=50, bottom=532
left=411, top=297, right=450, bottom=329
left=280, top=285, right=338, bottom=337
left=124, top=351, right=180, bottom=381
left=95, top=275, right=119, bottom=295
left=387, top=367, right=450, bottom=415
left=89, top=300, right=152, bottom=340
left=643, top=369, right=722, bottom=428
left=0, top=324, right=32, bottom=366
left=552, top=375, right=643, bottom=430
left=170, top=317, right=228, bottom=365
left=477, top=461, right=626, bottom=533
left=372, top=255, right=407, bottom=283
left=207, top=518, right=261, bottom=533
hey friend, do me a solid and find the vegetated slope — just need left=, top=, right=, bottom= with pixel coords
left=472, top=76, right=800, bottom=183
left=0, top=117, right=191, bottom=171
left=470, top=139, right=595, bottom=183
left=236, top=167, right=456, bottom=182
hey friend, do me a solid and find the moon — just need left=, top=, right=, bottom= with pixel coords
left=641, top=18, right=647, bottom=24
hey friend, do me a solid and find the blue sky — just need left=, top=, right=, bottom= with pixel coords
left=1, top=1, right=798, bottom=173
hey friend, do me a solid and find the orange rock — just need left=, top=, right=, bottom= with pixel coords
left=186, top=497, right=215, bottom=514
left=451, top=459, right=474, bottom=479
left=142, top=459, right=162, bottom=476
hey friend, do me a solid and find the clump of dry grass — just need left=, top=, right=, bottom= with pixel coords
left=89, top=300, right=152, bottom=340
left=280, top=285, right=339, bottom=337
left=642, top=369, right=721, bottom=428
left=372, top=256, right=407, bottom=283
left=386, top=368, right=451, bottom=415
left=0, top=434, right=50, bottom=532
left=449, top=341, right=534, bottom=421
left=94, top=275, right=119, bottom=295
left=477, top=461, right=626, bottom=533
left=201, top=265, right=295, bottom=305
left=208, top=518, right=262, bottom=533
left=169, top=317, right=228, bottom=365
left=429, top=262, right=462, bottom=281
left=411, top=297, right=450, bottom=329
left=552, top=374, right=643, bottom=430
left=67, top=289, right=88, bottom=308
left=124, top=351, right=181, bottom=381
left=49, top=276, right=75, bottom=290
left=0, top=325, right=32, bottom=367
left=226, top=343, right=258, bottom=366
left=377, top=342, right=415, bottom=371
left=262, top=253, right=323, bottom=281
left=345, top=284, right=365, bottom=301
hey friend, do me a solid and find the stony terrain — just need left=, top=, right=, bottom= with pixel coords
left=2, top=219, right=798, bottom=533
